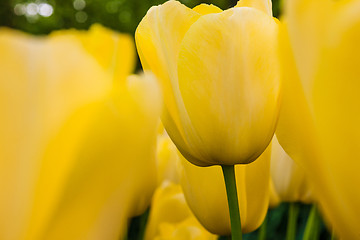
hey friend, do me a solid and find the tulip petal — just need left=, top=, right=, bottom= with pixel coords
left=40, top=76, right=160, bottom=240
left=0, top=27, right=160, bottom=240
left=270, top=136, right=312, bottom=203
left=192, top=4, right=222, bottom=15
left=180, top=158, right=242, bottom=235
left=144, top=182, right=193, bottom=240
left=180, top=148, right=270, bottom=235
left=278, top=1, right=360, bottom=238
left=136, top=0, right=208, bottom=165
left=235, top=0, right=273, bottom=16
left=242, top=145, right=271, bottom=233
left=177, top=7, right=280, bottom=165
left=83, top=24, right=136, bottom=83
left=51, top=24, right=135, bottom=84
left=0, top=28, right=111, bottom=240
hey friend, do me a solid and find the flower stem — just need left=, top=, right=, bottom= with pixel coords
left=286, top=203, right=299, bottom=240
left=258, top=214, right=267, bottom=240
left=303, top=205, right=320, bottom=240
left=221, top=165, right=242, bottom=240
left=331, top=230, right=337, bottom=240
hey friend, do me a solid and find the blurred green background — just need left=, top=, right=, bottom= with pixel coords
left=0, top=0, right=282, bottom=36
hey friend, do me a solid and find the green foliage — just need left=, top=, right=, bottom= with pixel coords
left=127, top=203, right=332, bottom=240
left=242, top=203, right=332, bottom=240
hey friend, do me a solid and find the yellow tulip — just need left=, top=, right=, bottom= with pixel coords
left=0, top=26, right=161, bottom=240
left=51, top=24, right=135, bottom=85
left=136, top=0, right=280, bottom=166
left=154, top=217, right=217, bottom=240
left=270, top=136, right=312, bottom=203
left=269, top=180, right=280, bottom=208
left=145, top=181, right=217, bottom=240
left=180, top=145, right=271, bottom=235
left=277, top=0, right=360, bottom=238
left=156, top=129, right=181, bottom=185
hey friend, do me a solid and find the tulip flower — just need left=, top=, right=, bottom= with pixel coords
left=270, top=136, right=312, bottom=203
left=0, top=26, right=161, bottom=240
left=269, top=180, right=280, bottom=208
left=156, top=127, right=181, bottom=185
left=180, top=145, right=271, bottom=235
left=51, top=24, right=135, bottom=86
left=271, top=136, right=312, bottom=240
left=136, top=0, right=280, bottom=167
left=136, top=0, right=280, bottom=238
left=277, top=0, right=360, bottom=238
left=145, top=181, right=217, bottom=240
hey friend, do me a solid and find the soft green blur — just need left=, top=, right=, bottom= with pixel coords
left=0, top=0, right=281, bottom=36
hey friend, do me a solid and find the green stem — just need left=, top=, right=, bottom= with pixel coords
left=303, top=205, right=320, bottom=240
left=137, top=207, right=150, bottom=240
left=331, top=230, right=336, bottom=240
left=221, top=165, right=242, bottom=240
left=258, top=214, right=267, bottom=240
left=286, top=203, right=300, bottom=240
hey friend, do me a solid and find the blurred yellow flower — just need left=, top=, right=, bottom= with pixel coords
left=270, top=136, right=312, bottom=203
left=51, top=24, right=135, bottom=85
left=180, top=146, right=271, bottom=235
left=156, top=128, right=181, bottom=185
left=136, top=0, right=280, bottom=166
left=0, top=26, right=161, bottom=240
left=277, top=0, right=360, bottom=238
left=268, top=180, right=280, bottom=208
left=145, top=181, right=217, bottom=240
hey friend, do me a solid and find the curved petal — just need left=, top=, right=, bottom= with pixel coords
left=269, top=180, right=280, bottom=208
left=40, top=90, right=160, bottom=240
left=178, top=7, right=280, bottom=165
left=242, top=144, right=271, bottom=233
left=144, top=182, right=193, bottom=240
left=156, top=133, right=181, bottom=185
left=279, top=0, right=360, bottom=238
left=135, top=1, right=196, bottom=135
left=0, top=28, right=160, bottom=240
left=0, top=28, right=111, bottom=240
left=180, top=148, right=270, bottom=235
left=51, top=24, right=136, bottom=84
left=135, top=0, right=206, bottom=165
left=270, top=136, right=312, bottom=203
left=83, top=24, right=136, bottom=84
left=235, top=0, right=273, bottom=16
left=192, top=4, right=222, bottom=15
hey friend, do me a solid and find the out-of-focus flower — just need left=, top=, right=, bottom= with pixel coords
left=271, top=136, right=312, bottom=203
left=136, top=0, right=280, bottom=166
left=145, top=181, right=217, bottom=240
left=277, top=0, right=360, bottom=238
left=180, top=146, right=271, bottom=235
left=0, top=26, right=161, bottom=240
left=156, top=125, right=180, bottom=185
left=269, top=180, right=280, bottom=208
left=51, top=24, right=135, bottom=85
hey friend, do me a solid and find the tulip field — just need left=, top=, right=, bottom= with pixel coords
left=0, top=0, right=359, bottom=239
